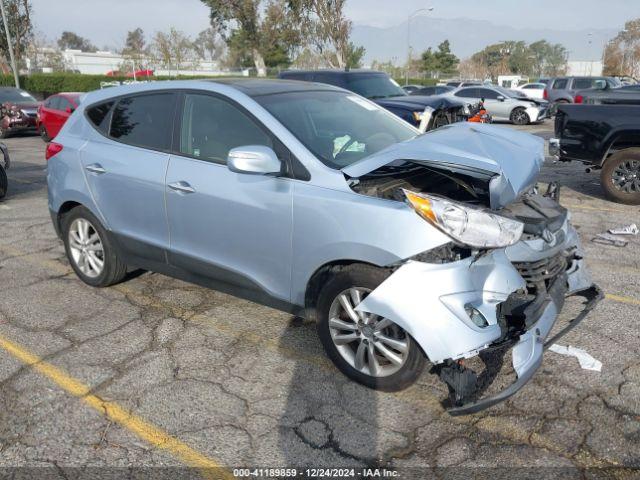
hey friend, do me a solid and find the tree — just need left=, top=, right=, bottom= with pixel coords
left=58, top=31, right=96, bottom=52
left=604, top=19, right=640, bottom=77
left=123, top=28, right=145, bottom=55
left=433, top=40, right=458, bottom=74
left=345, top=42, right=365, bottom=69
left=193, top=27, right=224, bottom=61
left=0, top=0, right=33, bottom=71
left=528, top=40, right=567, bottom=76
left=151, top=27, right=193, bottom=75
left=289, top=0, right=351, bottom=69
left=202, top=0, right=292, bottom=76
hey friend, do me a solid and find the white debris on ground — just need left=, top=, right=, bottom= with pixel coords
left=548, top=344, right=603, bottom=372
left=608, top=223, right=639, bottom=235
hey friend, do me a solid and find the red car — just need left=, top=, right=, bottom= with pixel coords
left=37, top=92, right=82, bottom=142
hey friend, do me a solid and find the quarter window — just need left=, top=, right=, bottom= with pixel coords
left=109, top=93, right=176, bottom=151
left=86, top=101, right=114, bottom=134
left=179, top=93, right=272, bottom=164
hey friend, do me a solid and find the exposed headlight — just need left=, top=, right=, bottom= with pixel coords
left=403, top=189, right=524, bottom=248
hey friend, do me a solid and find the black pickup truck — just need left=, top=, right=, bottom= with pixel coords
left=551, top=103, right=640, bottom=204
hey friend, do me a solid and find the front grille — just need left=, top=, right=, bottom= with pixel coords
left=513, top=252, right=567, bottom=292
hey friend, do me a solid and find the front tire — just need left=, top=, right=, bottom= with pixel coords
left=61, top=206, right=128, bottom=287
left=0, top=166, right=6, bottom=199
left=600, top=149, right=640, bottom=205
left=316, top=264, right=426, bottom=391
left=510, top=107, right=530, bottom=125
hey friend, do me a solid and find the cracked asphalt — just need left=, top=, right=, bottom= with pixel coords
left=0, top=123, right=639, bottom=479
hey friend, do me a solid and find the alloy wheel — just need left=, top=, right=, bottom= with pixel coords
left=328, top=287, right=409, bottom=377
left=612, top=160, right=640, bottom=193
left=68, top=218, right=105, bottom=278
left=512, top=109, right=529, bottom=125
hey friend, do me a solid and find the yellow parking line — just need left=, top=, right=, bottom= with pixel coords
left=605, top=293, right=640, bottom=306
left=562, top=202, right=630, bottom=214
left=0, top=334, right=232, bottom=480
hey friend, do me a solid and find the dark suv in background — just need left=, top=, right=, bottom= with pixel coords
left=278, top=70, right=468, bottom=131
left=544, top=76, right=621, bottom=109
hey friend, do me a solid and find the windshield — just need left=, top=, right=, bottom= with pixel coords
left=256, top=90, right=418, bottom=169
left=494, top=86, right=526, bottom=99
left=345, top=74, right=406, bottom=99
left=0, top=89, right=37, bottom=103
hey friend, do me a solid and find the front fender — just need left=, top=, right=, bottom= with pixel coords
left=355, top=249, right=525, bottom=363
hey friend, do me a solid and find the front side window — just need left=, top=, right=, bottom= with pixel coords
left=255, top=90, right=417, bottom=169
left=179, top=93, right=272, bottom=164
left=110, top=93, right=176, bottom=150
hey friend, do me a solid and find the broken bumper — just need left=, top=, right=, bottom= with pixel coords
left=356, top=218, right=602, bottom=415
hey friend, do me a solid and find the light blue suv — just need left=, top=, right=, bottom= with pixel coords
left=47, top=79, right=601, bottom=414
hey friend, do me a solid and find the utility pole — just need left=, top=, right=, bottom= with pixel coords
left=0, top=0, right=19, bottom=88
left=406, top=6, right=434, bottom=85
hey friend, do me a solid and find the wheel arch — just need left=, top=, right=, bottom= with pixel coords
left=601, top=131, right=640, bottom=165
left=303, top=259, right=388, bottom=317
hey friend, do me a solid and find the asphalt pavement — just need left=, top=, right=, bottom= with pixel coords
left=0, top=123, right=638, bottom=479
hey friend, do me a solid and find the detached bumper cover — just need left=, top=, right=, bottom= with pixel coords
left=448, top=282, right=603, bottom=416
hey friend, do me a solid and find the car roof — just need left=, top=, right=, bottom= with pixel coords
left=280, top=69, right=386, bottom=76
left=205, top=78, right=341, bottom=96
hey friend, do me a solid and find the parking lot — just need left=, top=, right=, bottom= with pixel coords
left=0, top=122, right=639, bottom=478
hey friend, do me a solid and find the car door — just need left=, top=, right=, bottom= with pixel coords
left=80, top=92, right=177, bottom=264
left=40, top=96, right=58, bottom=136
left=478, top=88, right=510, bottom=120
left=165, top=91, right=293, bottom=305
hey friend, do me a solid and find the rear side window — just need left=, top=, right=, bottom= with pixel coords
left=86, top=101, right=114, bottom=134
left=552, top=79, right=568, bottom=89
left=477, top=88, right=499, bottom=99
left=573, top=78, right=594, bottom=89
left=109, top=93, right=176, bottom=151
left=455, top=88, right=478, bottom=98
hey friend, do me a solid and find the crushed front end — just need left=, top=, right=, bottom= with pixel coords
left=355, top=184, right=602, bottom=415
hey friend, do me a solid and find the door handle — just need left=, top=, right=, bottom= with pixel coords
left=168, top=181, right=196, bottom=194
left=85, top=163, right=106, bottom=174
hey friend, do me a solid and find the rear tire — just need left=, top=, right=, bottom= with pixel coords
left=315, top=264, right=426, bottom=391
left=600, top=148, right=640, bottom=205
left=61, top=206, right=128, bottom=287
left=510, top=107, right=530, bottom=125
left=0, top=165, right=6, bottom=199
left=39, top=125, right=51, bottom=142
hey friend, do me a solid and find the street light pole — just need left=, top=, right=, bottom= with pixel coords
left=0, top=1, right=19, bottom=88
left=406, top=6, right=434, bottom=85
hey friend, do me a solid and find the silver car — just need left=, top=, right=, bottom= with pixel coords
left=46, top=79, right=600, bottom=414
left=448, top=85, right=550, bottom=125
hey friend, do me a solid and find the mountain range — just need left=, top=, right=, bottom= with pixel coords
left=351, top=16, right=617, bottom=65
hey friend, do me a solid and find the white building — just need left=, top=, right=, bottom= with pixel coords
left=63, top=49, right=124, bottom=74
left=567, top=61, right=603, bottom=77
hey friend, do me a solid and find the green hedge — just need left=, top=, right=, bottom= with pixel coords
left=0, top=73, right=244, bottom=98
left=0, top=73, right=441, bottom=98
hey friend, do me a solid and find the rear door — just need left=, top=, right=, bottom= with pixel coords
left=80, top=92, right=177, bottom=264
left=165, top=91, right=293, bottom=305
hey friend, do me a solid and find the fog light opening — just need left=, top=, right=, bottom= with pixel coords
left=465, top=304, right=488, bottom=328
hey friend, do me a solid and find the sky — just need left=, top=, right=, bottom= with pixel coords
left=31, top=0, right=638, bottom=50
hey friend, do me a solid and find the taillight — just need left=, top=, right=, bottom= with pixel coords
left=543, top=89, right=548, bottom=100
left=574, top=94, right=583, bottom=104
left=45, top=142, right=63, bottom=160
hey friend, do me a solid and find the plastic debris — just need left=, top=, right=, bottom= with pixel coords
left=548, top=344, right=602, bottom=372
left=608, top=223, right=639, bottom=235
left=592, top=233, right=628, bottom=247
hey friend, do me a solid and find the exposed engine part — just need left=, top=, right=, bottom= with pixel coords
left=349, top=161, right=490, bottom=205
left=513, top=252, right=567, bottom=294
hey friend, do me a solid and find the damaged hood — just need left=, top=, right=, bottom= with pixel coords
left=342, top=122, right=545, bottom=209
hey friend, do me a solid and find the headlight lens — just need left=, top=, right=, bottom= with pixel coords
left=403, top=189, right=524, bottom=248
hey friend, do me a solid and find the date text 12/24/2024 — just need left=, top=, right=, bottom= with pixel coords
left=233, top=468, right=400, bottom=478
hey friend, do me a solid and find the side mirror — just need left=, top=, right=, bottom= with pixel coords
left=496, top=95, right=506, bottom=102
left=227, top=145, right=281, bottom=175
